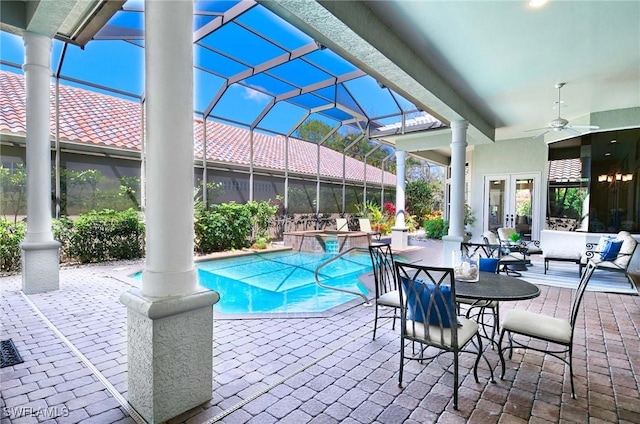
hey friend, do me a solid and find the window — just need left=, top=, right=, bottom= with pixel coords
left=547, top=128, right=640, bottom=234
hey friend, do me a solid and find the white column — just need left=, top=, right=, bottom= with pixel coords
left=443, top=120, right=468, bottom=265
left=142, top=0, right=197, bottom=299
left=20, top=32, right=61, bottom=294
left=391, top=150, right=408, bottom=249
left=120, top=2, right=218, bottom=422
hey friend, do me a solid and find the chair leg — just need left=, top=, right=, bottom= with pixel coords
left=398, top=338, right=405, bottom=388
left=453, top=350, right=459, bottom=410
left=568, top=345, right=576, bottom=399
left=391, top=308, right=397, bottom=331
left=472, top=333, right=482, bottom=383
left=497, top=329, right=508, bottom=380
left=373, top=303, right=380, bottom=340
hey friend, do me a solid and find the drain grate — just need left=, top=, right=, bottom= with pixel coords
left=0, top=339, right=24, bottom=368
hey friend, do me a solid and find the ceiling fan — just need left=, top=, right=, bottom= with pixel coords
left=526, top=82, right=599, bottom=139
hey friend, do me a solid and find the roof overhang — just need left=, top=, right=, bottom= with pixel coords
left=0, top=0, right=124, bottom=46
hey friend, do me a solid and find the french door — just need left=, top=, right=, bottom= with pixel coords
left=484, top=173, right=541, bottom=240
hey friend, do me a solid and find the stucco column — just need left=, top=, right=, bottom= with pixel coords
left=391, top=150, right=408, bottom=249
left=119, top=2, right=218, bottom=422
left=443, top=120, right=468, bottom=265
left=20, top=32, right=61, bottom=294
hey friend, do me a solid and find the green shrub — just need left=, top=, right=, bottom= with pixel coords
left=0, top=219, right=25, bottom=272
left=424, top=218, right=449, bottom=240
left=246, top=200, right=278, bottom=242
left=195, top=202, right=253, bottom=253
left=53, top=217, right=74, bottom=262
left=68, top=209, right=144, bottom=263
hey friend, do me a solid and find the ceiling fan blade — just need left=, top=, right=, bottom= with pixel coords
left=532, top=129, right=550, bottom=139
left=570, top=125, right=600, bottom=130
left=562, top=127, right=582, bottom=136
left=525, top=127, right=550, bottom=133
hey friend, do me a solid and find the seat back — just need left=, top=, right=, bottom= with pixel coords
left=358, top=218, right=373, bottom=232
left=497, top=227, right=518, bottom=243
left=368, top=243, right=397, bottom=300
left=615, top=233, right=638, bottom=269
left=482, top=231, right=499, bottom=245
left=461, top=242, right=499, bottom=259
left=569, top=260, right=596, bottom=338
left=336, top=218, right=349, bottom=231
left=395, top=261, right=459, bottom=347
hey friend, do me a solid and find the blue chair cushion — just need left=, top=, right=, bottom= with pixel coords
left=600, top=239, right=623, bottom=261
left=400, top=276, right=456, bottom=328
left=479, top=257, right=499, bottom=273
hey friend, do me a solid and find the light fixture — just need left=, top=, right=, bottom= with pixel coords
left=528, top=0, right=548, bottom=8
left=598, top=172, right=633, bottom=183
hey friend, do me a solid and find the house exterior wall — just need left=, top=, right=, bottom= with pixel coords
left=467, top=137, right=548, bottom=243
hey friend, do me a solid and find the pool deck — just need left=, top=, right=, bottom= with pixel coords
left=1, top=240, right=640, bottom=423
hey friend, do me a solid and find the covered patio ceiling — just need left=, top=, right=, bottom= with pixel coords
left=263, top=1, right=640, bottom=163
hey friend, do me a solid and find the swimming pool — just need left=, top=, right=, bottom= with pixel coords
left=134, top=250, right=372, bottom=315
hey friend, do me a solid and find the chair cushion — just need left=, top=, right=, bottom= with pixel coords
left=404, top=317, right=478, bottom=348
left=479, top=257, right=499, bottom=272
left=544, top=250, right=582, bottom=261
left=377, top=290, right=401, bottom=308
left=502, top=309, right=571, bottom=344
left=498, top=228, right=517, bottom=242
left=600, top=239, right=623, bottom=261
left=525, top=246, right=543, bottom=255
left=401, top=277, right=456, bottom=328
left=483, top=231, right=499, bottom=245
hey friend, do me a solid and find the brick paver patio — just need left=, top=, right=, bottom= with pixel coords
left=1, top=243, right=639, bottom=423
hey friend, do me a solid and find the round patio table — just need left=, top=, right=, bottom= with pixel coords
left=455, top=271, right=540, bottom=301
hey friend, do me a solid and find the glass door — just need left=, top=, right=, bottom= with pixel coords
left=484, top=173, right=540, bottom=240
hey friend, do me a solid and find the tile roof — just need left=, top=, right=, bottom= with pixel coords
left=0, top=70, right=396, bottom=185
left=548, top=158, right=583, bottom=181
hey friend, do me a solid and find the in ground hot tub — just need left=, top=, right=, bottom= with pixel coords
left=283, top=230, right=371, bottom=253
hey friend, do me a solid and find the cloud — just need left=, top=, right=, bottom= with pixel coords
left=242, top=86, right=270, bottom=103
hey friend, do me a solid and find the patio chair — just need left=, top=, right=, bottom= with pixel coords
left=336, top=218, right=349, bottom=232
left=498, top=260, right=596, bottom=399
left=580, top=231, right=638, bottom=288
left=368, top=242, right=400, bottom=340
left=497, top=227, right=543, bottom=260
left=358, top=218, right=381, bottom=240
left=482, top=231, right=527, bottom=276
left=395, top=261, right=483, bottom=410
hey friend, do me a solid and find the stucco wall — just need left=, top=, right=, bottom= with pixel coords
left=467, top=137, right=548, bottom=243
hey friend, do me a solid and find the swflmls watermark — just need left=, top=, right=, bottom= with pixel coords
left=3, top=406, right=70, bottom=419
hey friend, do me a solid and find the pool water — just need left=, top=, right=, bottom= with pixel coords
left=134, top=250, right=372, bottom=314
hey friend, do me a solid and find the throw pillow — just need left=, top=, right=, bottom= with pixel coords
left=479, top=257, right=500, bottom=273
left=596, top=235, right=613, bottom=252
left=400, top=276, right=455, bottom=328
left=600, top=239, right=623, bottom=261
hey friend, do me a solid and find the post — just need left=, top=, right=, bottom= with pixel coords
left=443, top=120, right=468, bottom=265
left=119, top=2, right=218, bottom=422
left=20, top=32, right=61, bottom=294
